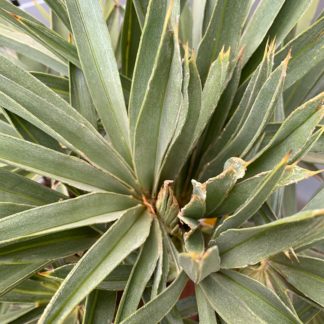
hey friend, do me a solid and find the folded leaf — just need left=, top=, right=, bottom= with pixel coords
left=0, top=202, right=32, bottom=218
left=240, top=0, right=285, bottom=65
left=39, top=206, right=152, bottom=323
left=195, top=285, right=217, bottom=324
left=83, top=290, right=116, bottom=324
left=159, top=56, right=202, bottom=183
left=0, top=227, right=98, bottom=263
left=247, top=93, right=324, bottom=176
left=201, top=55, right=288, bottom=179
left=214, top=155, right=288, bottom=237
left=0, top=24, right=67, bottom=74
left=129, top=0, right=168, bottom=138
left=205, top=157, right=246, bottom=216
left=120, top=271, right=188, bottom=324
left=181, top=180, right=206, bottom=220
left=0, top=192, right=138, bottom=245
left=216, top=164, right=323, bottom=215
left=134, top=29, right=179, bottom=193
left=193, top=49, right=230, bottom=147
left=200, top=57, right=243, bottom=157
left=0, top=169, right=65, bottom=205
left=66, top=0, right=131, bottom=162
left=179, top=246, right=220, bottom=283
left=215, top=209, right=324, bottom=268
left=0, top=133, right=130, bottom=193
left=200, top=270, right=301, bottom=323
left=197, top=0, right=251, bottom=82
left=271, top=255, right=324, bottom=307
left=153, top=33, right=183, bottom=190
left=200, top=44, right=274, bottom=171
left=115, top=218, right=161, bottom=322
left=275, top=15, right=324, bottom=90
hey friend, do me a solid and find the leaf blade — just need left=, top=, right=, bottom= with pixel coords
left=200, top=270, right=301, bottom=324
left=66, top=0, right=131, bottom=161
left=240, top=0, right=285, bottom=65
left=215, top=209, right=324, bottom=268
left=197, top=0, right=251, bottom=82
left=39, top=206, right=152, bottom=323
left=271, top=255, right=324, bottom=307
left=120, top=271, right=188, bottom=324
left=115, top=218, right=161, bottom=322
left=0, top=192, right=137, bottom=245
left=0, top=133, right=129, bottom=193
left=214, top=155, right=288, bottom=236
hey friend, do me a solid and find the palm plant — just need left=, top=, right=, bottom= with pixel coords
left=0, top=0, right=323, bottom=322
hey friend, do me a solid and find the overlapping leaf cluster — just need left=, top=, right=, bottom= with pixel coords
left=0, top=0, right=323, bottom=323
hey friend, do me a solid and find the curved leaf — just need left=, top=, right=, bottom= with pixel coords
left=197, top=0, right=250, bottom=82
left=214, top=155, right=288, bottom=237
left=66, top=0, right=131, bottom=162
left=0, top=133, right=130, bottom=193
left=271, top=255, right=324, bottom=307
left=215, top=209, right=324, bottom=268
left=0, top=24, right=67, bottom=74
left=247, top=93, right=324, bottom=176
left=83, top=290, right=116, bottom=324
left=1, top=168, right=59, bottom=208
left=0, top=202, right=32, bottom=218
left=200, top=270, right=301, bottom=324
left=0, top=227, right=98, bottom=263
left=39, top=206, right=152, bottom=323
left=0, top=55, right=138, bottom=190
left=0, top=192, right=138, bottom=245
left=240, top=0, right=285, bottom=65
left=275, top=15, right=324, bottom=90
left=115, top=218, right=161, bottom=322
left=120, top=271, right=188, bottom=324
left=0, top=261, right=48, bottom=295
left=129, top=0, right=168, bottom=137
